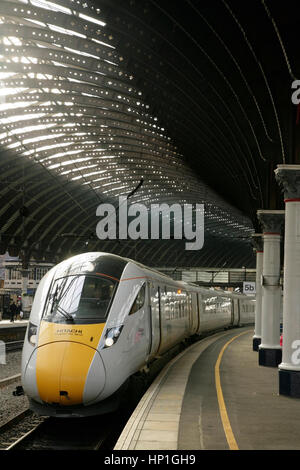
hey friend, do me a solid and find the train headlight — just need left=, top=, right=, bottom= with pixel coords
left=105, top=337, right=114, bottom=347
left=28, top=322, right=38, bottom=346
left=104, top=326, right=123, bottom=348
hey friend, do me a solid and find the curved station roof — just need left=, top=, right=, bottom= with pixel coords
left=0, top=0, right=296, bottom=268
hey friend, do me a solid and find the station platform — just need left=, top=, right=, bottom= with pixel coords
left=114, top=327, right=300, bottom=450
left=0, top=320, right=28, bottom=329
left=0, top=320, right=28, bottom=343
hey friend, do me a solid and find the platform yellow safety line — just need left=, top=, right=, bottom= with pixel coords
left=215, top=330, right=250, bottom=451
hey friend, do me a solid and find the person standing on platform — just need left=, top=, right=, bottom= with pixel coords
left=16, top=301, right=22, bottom=320
left=10, top=301, right=17, bottom=322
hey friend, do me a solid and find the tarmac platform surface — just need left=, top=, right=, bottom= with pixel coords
left=115, top=327, right=300, bottom=450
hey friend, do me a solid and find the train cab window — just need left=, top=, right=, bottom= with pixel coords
left=43, top=274, right=117, bottom=324
left=129, top=284, right=146, bottom=315
left=78, top=277, right=115, bottom=318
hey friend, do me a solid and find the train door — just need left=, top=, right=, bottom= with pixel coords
left=147, top=282, right=161, bottom=359
left=233, top=299, right=240, bottom=326
left=123, top=282, right=152, bottom=372
left=189, top=293, right=197, bottom=335
left=231, top=299, right=234, bottom=326
left=192, top=292, right=200, bottom=333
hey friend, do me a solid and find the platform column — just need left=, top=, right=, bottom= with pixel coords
left=21, top=269, right=29, bottom=296
left=251, top=234, right=264, bottom=351
left=275, top=165, right=300, bottom=396
left=257, top=210, right=284, bottom=367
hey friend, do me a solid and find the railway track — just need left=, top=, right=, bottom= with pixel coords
left=0, top=394, right=137, bottom=450
left=5, top=340, right=24, bottom=353
left=0, top=374, right=21, bottom=389
left=4, top=412, right=126, bottom=450
left=0, top=390, right=119, bottom=449
left=0, top=409, right=46, bottom=450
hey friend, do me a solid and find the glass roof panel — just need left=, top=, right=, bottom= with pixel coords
left=0, top=0, right=254, bottom=252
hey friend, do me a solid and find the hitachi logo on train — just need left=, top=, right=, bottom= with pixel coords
left=56, top=328, right=83, bottom=336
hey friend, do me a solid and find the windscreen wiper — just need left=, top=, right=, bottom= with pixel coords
left=55, top=305, right=74, bottom=321
left=51, top=287, right=74, bottom=321
left=50, top=285, right=59, bottom=314
left=51, top=276, right=78, bottom=321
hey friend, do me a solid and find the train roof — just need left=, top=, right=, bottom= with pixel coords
left=58, top=252, right=255, bottom=299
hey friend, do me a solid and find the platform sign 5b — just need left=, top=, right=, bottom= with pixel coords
left=243, top=282, right=256, bottom=295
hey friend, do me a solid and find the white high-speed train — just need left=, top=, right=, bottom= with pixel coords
left=21, top=252, right=255, bottom=417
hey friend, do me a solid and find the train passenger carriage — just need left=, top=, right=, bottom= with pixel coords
left=21, top=252, right=255, bottom=417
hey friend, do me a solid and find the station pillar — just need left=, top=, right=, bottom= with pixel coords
left=257, top=210, right=285, bottom=367
left=251, top=234, right=264, bottom=351
left=275, top=165, right=300, bottom=396
left=21, top=269, right=29, bottom=296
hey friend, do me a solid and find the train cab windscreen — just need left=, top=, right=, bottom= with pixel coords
left=43, top=275, right=117, bottom=324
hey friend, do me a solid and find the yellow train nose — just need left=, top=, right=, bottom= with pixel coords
left=36, top=342, right=105, bottom=406
left=35, top=320, right=106, bottom=406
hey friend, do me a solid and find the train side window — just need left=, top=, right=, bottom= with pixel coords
left=129, top=283, right=146, bottom=315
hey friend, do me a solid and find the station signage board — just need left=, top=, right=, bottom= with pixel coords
left=243, top=281, right=256, bottom=295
